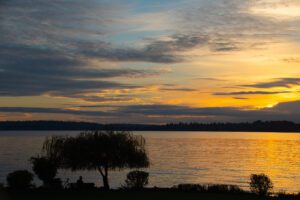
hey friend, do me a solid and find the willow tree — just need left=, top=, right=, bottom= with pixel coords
left=42, top=131, right=149, bottom=190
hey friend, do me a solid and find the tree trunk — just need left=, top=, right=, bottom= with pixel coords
left=98, top=166, right=110, bottom=190
left=102, top=175, right=109, bottom=190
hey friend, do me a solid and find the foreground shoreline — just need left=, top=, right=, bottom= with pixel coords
left=1, top=188, right=298, bottom=200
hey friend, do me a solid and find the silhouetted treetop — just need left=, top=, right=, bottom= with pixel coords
left=42, top=131, right=149, bottom=190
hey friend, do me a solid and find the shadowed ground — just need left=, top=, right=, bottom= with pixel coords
left=0, top=189, right=271, bottom=200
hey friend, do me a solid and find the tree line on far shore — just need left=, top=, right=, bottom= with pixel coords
left=1, top=120, right=300, bottom=132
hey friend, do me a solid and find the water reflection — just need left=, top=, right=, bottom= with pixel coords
left=0, top=131, right=299, bottom=192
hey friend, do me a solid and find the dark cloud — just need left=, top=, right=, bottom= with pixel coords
left=175, top=0, right=297, bottom=53
left=233, top=97, right=249, bottom=100
left=0, top=107, right=111, bottom=117
left=241, top=78, right=300, bottom=88
left=160, top=87, right=198, bottom=92
left=195, top=77, right=226, bottom=81
left=0, top=105, right=256, bottom=119
left=66, top=94, right=134, bottom=103
left=282, top=57, right=300, bottom=63
left=145, top=34, right=208, bottom=52
left=0, top=30, right=170, bottom=99
left=214, top=91, right=291, bottom=96
left=209, top=42, right=240, bottom=52
left=117, top=104, right=258, bottom=117
left=75, top=34, right=208, bottom=63
left=3, top=100, right=300, bottom=122
left=116, top=101, right=300, bottom=122
left=0, top=43, right=148, bottom=97
left=271, top=100, right=300, bottom=113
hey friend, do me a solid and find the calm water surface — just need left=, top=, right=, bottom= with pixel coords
left=0, top=131, right=299, bottom=192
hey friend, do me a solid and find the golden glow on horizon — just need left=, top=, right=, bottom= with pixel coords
left=251, top=6, right=300, bottom=18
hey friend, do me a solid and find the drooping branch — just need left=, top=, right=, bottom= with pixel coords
left=42, top=131, right=149, bottom=190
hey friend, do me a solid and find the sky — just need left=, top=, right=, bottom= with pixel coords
left=1, top=0, right=300, bottom=123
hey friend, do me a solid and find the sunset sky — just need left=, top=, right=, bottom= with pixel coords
left=1, top=0, right=300, bottom=123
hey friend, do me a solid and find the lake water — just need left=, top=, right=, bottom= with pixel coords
left=0, top=131, right=299, bottom=193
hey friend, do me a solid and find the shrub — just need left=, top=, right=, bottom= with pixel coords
left=175, top=184, right=243, bottom=193
left=207, top=184, right=243, bottom=193
left=250, top=174, right=273, bottom=196
left=6, top=170, right=34, bottom=189
left=124, top=170, right=149, bottom=189
left=176, top=184, right=206, bottom=192
left=30, top=156, right=57, bottom=187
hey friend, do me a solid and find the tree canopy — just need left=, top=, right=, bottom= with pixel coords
left=42, top=131, right=149, bottom=189
left=250, top=174, right=273, bottom=196
left=30, top=156, right=57, bottom=187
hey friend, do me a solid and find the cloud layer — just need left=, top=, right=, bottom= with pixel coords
left=1, top=0, right=300, bottom=122
left=2, top=100, right=300, bottom=123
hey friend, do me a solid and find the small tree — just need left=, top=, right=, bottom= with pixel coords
left=6, top=170, right=34, bottom=189
left=124, top=170, right=149, bottom=189
left=250, top=174, right=273, bottom=196
left=42, top=131, right=149, bottom=190
left=30, top=156, right=57, bottom=188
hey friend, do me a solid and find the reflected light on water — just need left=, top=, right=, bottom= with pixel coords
left=0, top=131, right=299, bottom=193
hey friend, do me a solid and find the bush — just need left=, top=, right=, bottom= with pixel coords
left=6, top=170, right=34, bottom=189
left=207, top=184, right=243, bottom=193
left=250, top=174, right=273, bottom=196
left=175, top=184, right=243, bottom=193
left=176, top=184, right=206, bottom=192
left=30, top=156, right=57, bottom=187
left=124, top=170, right=149, bottom=189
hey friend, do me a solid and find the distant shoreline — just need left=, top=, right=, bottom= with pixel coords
left=1, top=120, right=300, bottom=132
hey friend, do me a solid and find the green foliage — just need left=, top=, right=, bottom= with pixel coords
left=250, top=174, right=273, bottom=196
left=6, top=170, right=34, bottom=189
left=42, top=131, right=149, bottom=190
left=30, top=156, right=57, bottom=187
left=124, top=170, right=149, bottom=189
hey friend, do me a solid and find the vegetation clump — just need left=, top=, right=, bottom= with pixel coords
left=175, top=184, right=243, bottom=193
left=250, top=174, right=273, bottom=196
left=30, top=156, right=59, bottom=188
left=124, top=170, right=149, bottom=189
left=6, top=170, right=34, bottom=189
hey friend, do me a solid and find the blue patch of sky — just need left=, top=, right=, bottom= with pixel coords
left=133, top=0, right=186, bottom=13
left=108, top=0, right=188, bottom=45
left=110, top=31, right=167, bottom=46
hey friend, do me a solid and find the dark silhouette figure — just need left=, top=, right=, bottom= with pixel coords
left=76, top=176, right=84, bottom=188
left=42, top=131, right=149, bottom=190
